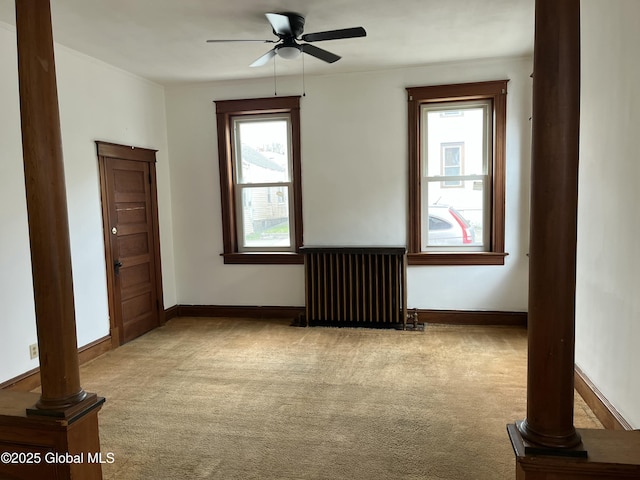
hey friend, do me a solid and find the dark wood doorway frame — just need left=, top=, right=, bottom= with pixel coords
left=96, top=141, right=165, bottom=347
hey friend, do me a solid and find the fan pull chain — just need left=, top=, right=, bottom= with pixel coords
left=302, top=51, right=306, bottom=96
left=273, top=56, right=277, bottom=96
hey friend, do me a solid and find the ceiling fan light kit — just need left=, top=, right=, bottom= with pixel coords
left=207, top=12, right=366, bottom=67
left=276, top=44, right=301, bottom=60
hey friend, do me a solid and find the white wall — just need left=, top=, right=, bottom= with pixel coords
left=166, top=56, right=532, bottom=311
left=575, top=0, right=640, bottom=429
left=0, top=22, right=36, bottom=386
left=0, top=22, right=176, bottom=384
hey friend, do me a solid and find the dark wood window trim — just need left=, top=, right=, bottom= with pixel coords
left=406, top=80, right=508, bottom=266
left=215, top=96, right=303, bottom=265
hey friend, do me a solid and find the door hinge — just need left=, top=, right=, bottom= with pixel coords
left=148, top=173, right=152, bottom=184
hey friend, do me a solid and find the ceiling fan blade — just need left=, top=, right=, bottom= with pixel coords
left=301, top=44, right=341, bottom=64
left=301, top=26, right=366, bottom=43
left=265, top=13, right=292, bottom=36
left=206, top=39, right=275, bottom=43
left=250, top=48, right=277, bottom=67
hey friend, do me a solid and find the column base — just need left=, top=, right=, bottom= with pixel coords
left=34, top=388, right=89, bottom=412
left=515, top=419, right=587, bottom=457
left=27, top=391, right=102, bottom=421
left=508, top=423, right=640, bottom=480
left=0, top=390, right=105, bottom=480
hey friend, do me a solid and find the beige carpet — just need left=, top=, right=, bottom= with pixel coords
left=78, top=317, right=601, bottom=480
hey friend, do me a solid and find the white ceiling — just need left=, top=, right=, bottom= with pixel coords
left=0, top=0, right=534, bottom=86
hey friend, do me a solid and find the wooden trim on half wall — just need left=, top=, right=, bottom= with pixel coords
left=0, top=335, right=112, bottom=392
left=574, top=365, right=633, bottom=431
left=0, top=367, right=41, bottom=393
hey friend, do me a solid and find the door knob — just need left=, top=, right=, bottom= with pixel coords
left=114, top=260, right=123, bottom=274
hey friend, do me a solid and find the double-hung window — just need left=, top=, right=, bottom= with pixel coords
left=407, top=81, right=508, bottom=265
left=215, top=96, right=303, bottom=264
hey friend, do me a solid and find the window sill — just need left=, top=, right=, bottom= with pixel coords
left=221, top=252, right=304, bottom=265
left=407, top=251, right=508, bottom=266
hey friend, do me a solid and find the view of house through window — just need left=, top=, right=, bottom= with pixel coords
left=233, top=115, right=294, bottom=251
left=422, top=101, right=491, bottom=251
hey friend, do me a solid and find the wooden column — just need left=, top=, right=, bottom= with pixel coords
left=517, top=0, right=583, bottom=452
left=508, top=1, right=640, bottom=477
left=15, top=0, right=89, bottom=412
left=0, top=2, right=104, bottom=478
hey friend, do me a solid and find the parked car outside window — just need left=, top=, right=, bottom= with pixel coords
left=427, top=205, right=476, bottom=247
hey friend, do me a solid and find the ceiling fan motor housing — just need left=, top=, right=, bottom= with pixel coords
left=275, top=12, right=305, bottom=38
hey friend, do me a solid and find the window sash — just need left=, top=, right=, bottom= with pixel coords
left=235, top=182, right=295, bottom=252
left=233, top=114, right=293, bottom=185
left=230, top=113, right=295, bottom=253
left=420, top=100, right=492, bottom=252
left=421, top=100, right=491, bottom=178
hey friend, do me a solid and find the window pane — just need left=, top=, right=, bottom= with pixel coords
left=444, top=146, right=461, bottom=167
left=240, top=186, right=291, bottom=248
left=235, top=118, right=290, bottom=184
left=441, top=143, right=463, bottom=186
left=424, top=103, right=489, bottom=177
left=422, top=180, right=485, bottom=249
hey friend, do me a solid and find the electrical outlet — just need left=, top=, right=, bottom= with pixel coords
left=29, top=343, right=38, bottom=360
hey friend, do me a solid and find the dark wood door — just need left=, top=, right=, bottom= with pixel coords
left=97, top=142, right=163, bottom=345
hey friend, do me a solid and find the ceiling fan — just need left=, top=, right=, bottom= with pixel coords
left=206, top=12, right=366, bottom=67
